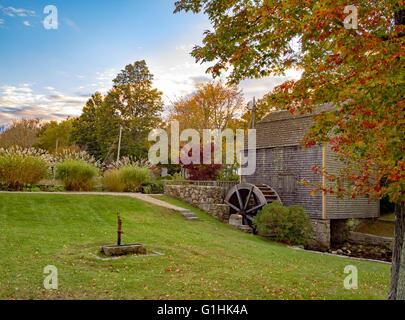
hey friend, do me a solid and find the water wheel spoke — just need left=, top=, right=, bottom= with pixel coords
left=235, top=187, right=244, bottom=210
left=224, top=200, right=241, bottom=212
left=243, top=186, right=254, bottom=211
left=244, top=214, right=254, bottom=222
left=246, top=204, right=265, bottom=214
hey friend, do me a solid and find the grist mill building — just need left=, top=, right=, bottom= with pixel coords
left=242, top=104, right=379, bottom=248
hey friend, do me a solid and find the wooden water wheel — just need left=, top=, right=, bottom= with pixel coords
left=224, top=183, right=281, bottom=227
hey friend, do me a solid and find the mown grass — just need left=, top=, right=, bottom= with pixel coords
left=0, top=193, right=390, bottom=300
left=356, top=220, right=394, bottom=238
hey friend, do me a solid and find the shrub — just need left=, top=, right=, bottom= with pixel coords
left=52, top=147, right=100, bottom=168
left=105, top=156, right=152, bottom=171
left=254, top=202, right=313, bottom=245
left=56, top=160, right=98, bottom=191
left=141, top=181, right=164, bottom=194
left=49, top=185, right=65, bottom=192
left=216, top=166, right=240, bottom=182
left=120, top=166, right=151, bottom=192
left=102, top=169, right=125, bottom=192
left=0, top=150, right=49, bottom=190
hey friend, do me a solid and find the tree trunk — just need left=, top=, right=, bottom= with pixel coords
left=388, top=7, right=405, bottom=300
left=396, top=203, right=405, bottom=300
left=388, top=202, right=405, bottom=300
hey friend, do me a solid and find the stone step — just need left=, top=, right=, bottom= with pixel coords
left=182, top=212, right=195, bottom=218
left=186, top=216, right=200, bottom=220
left=178, top=210, right=199, bottom=220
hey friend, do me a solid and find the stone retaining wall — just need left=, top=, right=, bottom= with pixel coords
left=348, top=231, right=394, bottom=249
left=164, top=185, right=229, bottom=222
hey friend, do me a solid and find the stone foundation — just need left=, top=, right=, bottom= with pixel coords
left=164, top=185, right=229, bottom=222
left=197, top=203, right=230, bottom=222
left=309, top=219, right=331, bottom=250
left=228, top=214, right=253, bottom=233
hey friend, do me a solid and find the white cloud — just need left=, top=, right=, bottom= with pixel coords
left=62, top=18, right=79, bottom=31
left=148, top=44, right=302, bottom=106
left=0, top=84, right=88, bottom=126
left=240, top=69, right=303, bottom=100
left=23, top=21, right=31, bottom=26
left=2, top=7, right=35, bottom=17
left=0, top=19, right=4, bottom=25
left=92, top=68, right=116, bottom=93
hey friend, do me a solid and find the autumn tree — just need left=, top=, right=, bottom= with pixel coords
left=180, top=142, right=223, bottom=180
left=0, top=119, right=41, bottom=148
left=175, top=0, right=405, bottom=298
left=168, top=81, right=245, bottom=132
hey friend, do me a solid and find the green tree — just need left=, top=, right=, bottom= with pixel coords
left=71, top=92, right=105, bottom=159
left=106, top=60, right=164, bottom=160
left=113, top=60, right=154, bottom=87
left=175, top=1, right=405, bottom=298
left=71, top=61, right=163, bottom=161
left=37, top=119, right=74, bottom=152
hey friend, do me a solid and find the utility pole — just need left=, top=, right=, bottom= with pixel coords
left=248, top=97, right=256, bottom=129
left=53, top=138, right=59, bottom=180
left=117, top=125, right=123, bottom=163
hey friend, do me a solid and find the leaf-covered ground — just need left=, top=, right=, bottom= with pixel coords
left=0, top=193, right=390, bottom=300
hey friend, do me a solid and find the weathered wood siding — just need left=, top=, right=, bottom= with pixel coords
left=242, top=145, right=323, bottom=219
left=324, top=146, right=379, bottom=219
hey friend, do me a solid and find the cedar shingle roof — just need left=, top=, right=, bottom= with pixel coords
left=255, top=103, right=334, bottom=149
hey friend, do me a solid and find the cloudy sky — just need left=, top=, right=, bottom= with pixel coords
left=0, top=0, right=300, bottom=126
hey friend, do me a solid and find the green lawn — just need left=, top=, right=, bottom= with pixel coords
left=355, top=220, right=394, bottom=238
left=0, top=193, right=390, bottom=300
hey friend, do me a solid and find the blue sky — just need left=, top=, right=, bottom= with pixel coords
left=0, top=0, right=299, bottom=125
